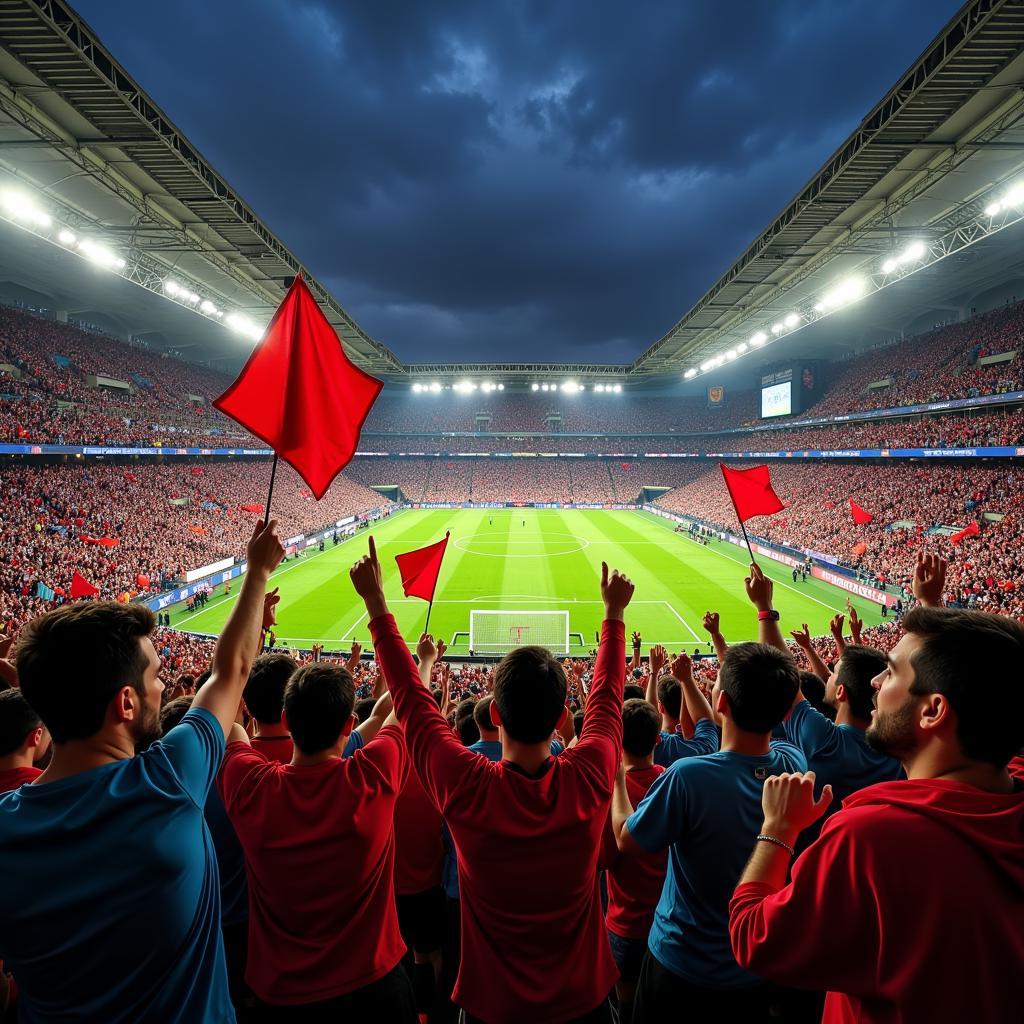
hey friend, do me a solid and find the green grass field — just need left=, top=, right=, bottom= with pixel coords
left=170, top=508, right=884, bottom=656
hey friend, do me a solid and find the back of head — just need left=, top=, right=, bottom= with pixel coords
left=454, top=698, right=477, bottom=724
left=656, top=675, right=682, bottom=719
left=799, top=671, right=834, bottom=720
left=243, top=653, right=298, bottom=725
left=458, top=714, right=481, bottom=746
left=354, top=697, right=377, bottom=724
left=0, top=689, right=42, bottom=756
left=492, top=646, right=567, bottom=744
left=903, top=607, right=1024, bottom=767
left=16, top=602, right=155, bottom=744
left=622, top=698, right=661, bottom=758
left=284, top=663, right=355, bottom=756
left=160, top=695, right=195, bottom=735
left=473, top=695, right=497, bottom=735
left=572, top=710, right=585, bottom=739
left=718, top=642, right=799, bottom=734
left=623, top=683, right=645, bottom=702
left=836, top=645, right=888, bottom=719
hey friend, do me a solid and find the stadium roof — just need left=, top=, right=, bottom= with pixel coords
left=0, top=0, right=1023, bottom=387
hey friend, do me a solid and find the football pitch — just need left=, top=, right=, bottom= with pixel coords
left=171, top=508, right=885, bottom=655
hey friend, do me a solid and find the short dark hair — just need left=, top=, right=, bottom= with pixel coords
left=283, top=663, right=355, bottom=755
left=0, top=689, right=42, bottom=756
left=836, top=645, right=888, bottom=719
left=160, top=695, right=195, bottom=735
left=454, top=698, right=477, bottom=724
left=799, top=671, right=834, bottom=720
left=572, top=710, right=585, bottom=739
left=243, top=653, right=297, bottom=724
left=622, top=699, right=661, bottom=757
left=656, top=675, right=682, bottom=718
left=903, top=607, right=1024, bottom=767
left=623, top=683, right=645, bottom=702
left=457, top=714, right=480, bottom=746
left=473, top=695, right=497, bottom=734
left=17, top=602, right=155, bottom=744
left=717, top=642, right=799, bottom=734
left=492, top=646, right=567, bottom=743
left=354, top=697, right=377, bottom=724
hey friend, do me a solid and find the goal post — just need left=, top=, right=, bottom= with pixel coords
left=469, top=610, right=570, bottom=655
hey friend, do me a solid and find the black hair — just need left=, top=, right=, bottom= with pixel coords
left=717, top=642, right=799, bottom=734
left=457, top=714, right=481, bottom=746
left=283, top=663, right=355, bottom=756
left=354, top=697, right=377, bottom=724
left=622, top=699, right=661, bottom=758
left=159, top=695, right=195, bottom=735
left=17, top=602, right=155, bottom=744
left=572, top=710, right=585, bottom=739
left=656, top=675, right=682, bottom=719
left=623, top=683, right=645, bottom=702
left=836, top=645, right=888, bottom=720
left=492, top=646, right=567, bottom=743
left=0, top=689, right=42, bottom=756
left=798, top=671, right=835, bottom=721
left=243, top=653, right=297, bottom=725
left=473, top=695, right=497, bottom=735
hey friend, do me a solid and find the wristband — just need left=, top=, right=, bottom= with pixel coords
left=757, top=609, right=780, bottom=621
left=755, top=834, right=795, bottom=856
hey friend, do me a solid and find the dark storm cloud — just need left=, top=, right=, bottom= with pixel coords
left=74, top=0, right=962, bottom=363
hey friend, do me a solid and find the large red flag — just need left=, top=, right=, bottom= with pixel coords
left=395, top=532, right=450, bottom=603
left=950, top=521, right=980, bottom=545
left=720, top=464, right=785, bottom=524
left=213, top=276, right=384, bottom=499
left=849, top=499, right=873, bottom=525
left=70, top=571, right=99, bottom=599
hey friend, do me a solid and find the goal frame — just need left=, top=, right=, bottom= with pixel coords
left=469, top=609, right=570, bottom=656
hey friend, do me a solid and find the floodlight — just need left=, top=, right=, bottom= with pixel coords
left=430, top=382, right=442, bottom=392
left=497, top=383, right=504, bottom=390
left=984, top=202, right=1002, bottom=218
left=1004, top=183, right=1024, bottom=208
left=200, top=300, right=218, bottom=315
left=531, top=383, right=539, bottom=391
left=700, top=359, right=714, bottom=372
left=900, top=241, right=925, bottom=263
left=164, top=280, right=180, bottom=296
left=881, top=258, right=897, bottom=274
left=58, top=229, right=76, bottom=246
left=412, top=383, right=422, bottom=392
left=1, top=190, right=50, bottom=227
left=784, top=313, right=799, bottom=328
left=737, top=342, right=748, bottom=354
left=725, top=349, right=737, bottom=361
left=481, top=382, right=493, bottom=392
left=750, top=331, right=767, bottom=347
left=771, top=323, right=783, bottom=335
left=612, top=384, right=622, bottom=392
left=684, top=368, right=697, bottom=379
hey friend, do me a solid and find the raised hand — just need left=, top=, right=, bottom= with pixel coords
left=350, top=536, right=388, bottom=618
left=247, top=519, right=285, bottom=580
left=702, top=611, right=721, bottom=636
left=417, top=632, right=439, bottom=666
left=262, top=587, right=280, bottom=631
left=849, top=606, right=863, bottom=644
left=789, top=623, right=812, bottom=649
left=912, top=550, right=947, bottom=608
left=670, top=652, right=693, bottom=683
left=437, top=637, right=448, bottom=660
left=649, top=643, right=667, bottom=680
left=761, top=771, right=833, bottom=846
left=829, top=613, right=845, bottom=644
left=631, top=630, right=642, bottom=648
left=602, top=562, right=635, bottom=620
left=350, top=640, right=362, bottom=661
left=744, top=562, right=773, bottom=611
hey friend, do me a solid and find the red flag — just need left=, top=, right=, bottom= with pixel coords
left=70, top=571, right=99, bottom=599
left=395, top=532, right=450, bottom=603
left=849, top=499, right=873, bottom=525
left=213, top=276, right=384, bottom=499
left=950, top=521, right=980, bottom=545
left=719, top=464, right=785, bottom=524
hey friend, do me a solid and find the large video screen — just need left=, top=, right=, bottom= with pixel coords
left=761, top=381, right=792, bottom=418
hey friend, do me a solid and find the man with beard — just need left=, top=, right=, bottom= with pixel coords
left=0, top=519, right=285, bottom=1024
left=729, top=599, right=1024, bottom=1023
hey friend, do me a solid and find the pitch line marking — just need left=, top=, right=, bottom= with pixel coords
left=662, top=602, right=703, bottom=643
left=340, top=610, right=368, bottom=641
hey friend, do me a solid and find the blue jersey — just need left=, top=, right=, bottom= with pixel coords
left=627, top=742, right=807, bottom=990
left=0, top=708, right=233, bottom=1023
left=653, top=717, right=719, bottom=767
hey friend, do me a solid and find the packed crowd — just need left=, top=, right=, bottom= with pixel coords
left=0, top=462, right=389, bottom=638
left=0, top=523, right=1020, bottom=1024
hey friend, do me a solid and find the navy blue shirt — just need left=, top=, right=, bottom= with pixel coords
left=0, top=708, right=234, bottom=1023
left=653, top=717, right=720, bottom=768
left=628, top=741, right=807, bottom=990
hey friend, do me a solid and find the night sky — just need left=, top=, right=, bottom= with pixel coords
left=75, top=0, right=962, bottom=363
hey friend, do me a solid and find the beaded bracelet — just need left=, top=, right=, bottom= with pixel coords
left=755, top=834, right=795, bottom=857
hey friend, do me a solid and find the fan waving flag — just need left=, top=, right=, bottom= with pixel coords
left=396, top=532, right=450, bottom=602
left=70, top=571, right=99, bottom=599
left=720, top=464, right=785, bottom=524
left=849, top=499, right=874, bottom=525
left=213, top=275, right=384, bottom=500
left=950, top=521, right=980, bottom=545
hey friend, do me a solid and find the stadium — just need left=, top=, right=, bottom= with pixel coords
left=0, top=2, right=1022, bottom=1023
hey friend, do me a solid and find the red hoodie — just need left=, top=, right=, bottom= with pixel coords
left=729, top=778, right=1024, bottom=1024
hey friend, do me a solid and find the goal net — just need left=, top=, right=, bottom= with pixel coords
left=469, top=610, right=570, bottom=656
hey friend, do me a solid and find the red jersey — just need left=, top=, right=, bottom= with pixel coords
left=1008, top=754, right=1024, bottom=782
left=370, top=613, right=624, bottom=1024
left=393, top=767, right=444, bottom=895
left=602, top=764, right=666, bottom=940
left=218, top=727, right=408, bottom=1004
left=730, top=778, right=1024, bottom=1024
left=249, top=734, right=293, bottom=765
left=0, top=766, right=41, bottom=793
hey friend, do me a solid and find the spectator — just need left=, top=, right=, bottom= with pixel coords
left=0, top=689, right=49, bottom=792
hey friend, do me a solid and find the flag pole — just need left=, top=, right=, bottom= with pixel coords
left=424, top=599, right=434, bottom=636
left=737, top=517, right=756, bottom=563
left=263, top=453, right=279, bottom=526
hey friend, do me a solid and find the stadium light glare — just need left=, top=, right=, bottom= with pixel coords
left=430, top=382, right=442, bottom=392
left=612, top=384, right=622, bottom=393
left=412, top=383, right=422, bottom=392
left=750, top=331, right=767, bottom=347
left=594, top=384, right=605, bottom=392
left=725, top=349, right=737, bottom=361
left=881, top=258, right=898, bottom=274
left=899, top=241, right=925, bottom=264
left=984, top=201, right=1002, bottom=218
left=784, top=312, right=799, bottom=328
left=531, top=382, right=539, bottom=391
left=497, top=383, right=504, bottom=390
left=78, top=239, right=123, bottom=270
left=200, top=299, right=218, bottom=315
left=684, top=368, right=697, bottom=379
left=771, top=323, right=783, bottom=335
left=1, top=190, right=50, bottom=228
left=737, top=342, right=748, bottom=354
left=1005, top=183, right=1024, bottom=208
left=700, top=359, right=714, bottom=372
left=819, top=275, right=867, bottom=311
left=226, top=312, right=263, bottom=342
left=164, top=280, right=180, bottom=296
left=58, top=229, right=76, bottom=246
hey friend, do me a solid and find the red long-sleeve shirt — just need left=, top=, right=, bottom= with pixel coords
left=729, top=779, right=1024, bottom=1024
left=370, top=613, right=623, bottom=1024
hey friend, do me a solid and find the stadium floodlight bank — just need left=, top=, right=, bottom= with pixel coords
left=469, top=610, right=573, bottom=655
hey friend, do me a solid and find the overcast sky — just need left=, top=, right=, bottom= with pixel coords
left=75, top=0, right=962, bottom=363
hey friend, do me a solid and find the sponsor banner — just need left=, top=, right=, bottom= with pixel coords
left=812, top=568, right=900, bottom=607
left=185, top=556, right=234, bottom=584
left=285, top=534, right=305, bottom=547
left=336, top=515, right=356, bottom=528
left=708, top=447, right=1021, bottom=459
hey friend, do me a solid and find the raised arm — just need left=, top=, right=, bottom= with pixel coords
left=629, top=631, right=642, bottom=673
left=644, top=644, right=667, bottom=710
left=789, top=623, right=829, bottom=686
left=829, top=614, right=847, bottom=657
left=193, top=521, right=284, bottom=738
left=912, top=551, right=947, bottom=608
left=848, top=607, right=863, bottom=646
left=352, top=689, right=395, bottom=744
left=670, top=652, right=713, bottom=724
left=345, top=640, right=362, bottom=673
left=745, top=563, right=786, bottom=654
left=702, top=611, right=729, bottom=662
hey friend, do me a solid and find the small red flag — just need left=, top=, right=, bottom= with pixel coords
left=849, top=499, right=873, bottom=525
left=213, top=276, right=384, bottom=499
left=720, top=464, right=785, bottom=524
left=950, top=521, right=980, bottom=545
left=70, top=571, right=99, bottom=599
left=395, top=532, right=450, bottom=603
